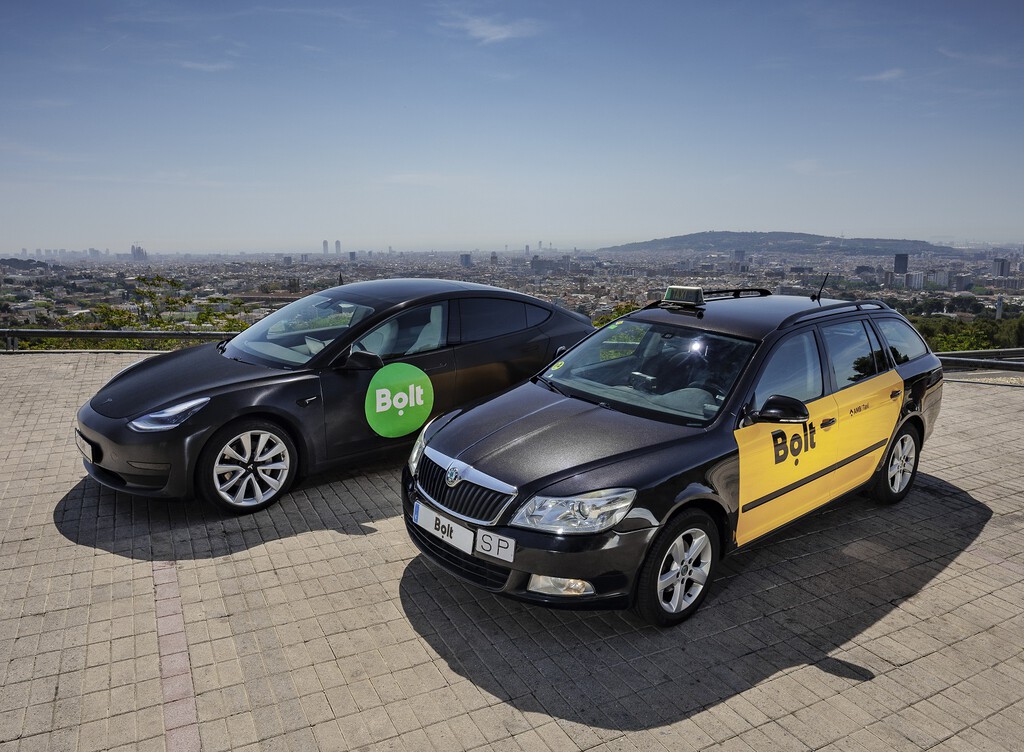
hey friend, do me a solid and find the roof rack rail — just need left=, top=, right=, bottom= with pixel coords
left=777, top=299, right=891, bottom=329
left=703, top=288, right=772, bottom=300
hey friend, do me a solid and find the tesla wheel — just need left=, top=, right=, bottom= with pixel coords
left=634, top=509, right=719, bottom=627
left=872, top=423, right=920, bottom=504
left=198, top=419, right=298, bottom=514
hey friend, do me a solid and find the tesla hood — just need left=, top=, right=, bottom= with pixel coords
left=88, top=343, right=281, bottom=419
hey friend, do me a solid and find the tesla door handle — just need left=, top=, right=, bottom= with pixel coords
left=820, top=417, right=837, bottom=428
left=890, top=389, right=902, bottom=399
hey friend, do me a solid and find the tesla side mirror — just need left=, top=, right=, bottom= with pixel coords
left=339, top=348, right=384, bottom=371
left=554, top=345, right=567, bottom=358
left=751, top=394, right=809, bottom=424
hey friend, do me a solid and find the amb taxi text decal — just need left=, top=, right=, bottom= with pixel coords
left=364, top=363, right=435, bottom=438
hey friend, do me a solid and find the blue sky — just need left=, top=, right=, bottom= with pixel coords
left=2, top=1, right=1022, bottom=254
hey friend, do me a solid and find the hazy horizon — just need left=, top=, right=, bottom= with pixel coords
left=2, top=1, right=1022, bottom=254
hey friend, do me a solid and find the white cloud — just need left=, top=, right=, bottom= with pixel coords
left=379, top=172, right=474, bottom=188
left=788, top=159, right=823, bottom=176
left=439, top=11, right=543, bottom=45
left=938, top=47, right=1019, bottom=68
left=0, top=138, right=85, bottom=163
left=857, top=68, right=906, bottom=82
left=176, top=60, right=236, bottom=72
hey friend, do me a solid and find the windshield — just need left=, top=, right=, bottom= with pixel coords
left=542, top=317, right=755, bottom=425
left=224, top=292, right=375, bottom=368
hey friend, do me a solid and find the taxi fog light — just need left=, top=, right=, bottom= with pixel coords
left=527, top=575, right=595, bottom=597
left=511, top=488, right=636, bottom=534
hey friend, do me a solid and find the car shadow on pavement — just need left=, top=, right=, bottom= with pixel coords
left=52, top=455, right=408, bottom=561
left=399, top=474, right=992, bottom=731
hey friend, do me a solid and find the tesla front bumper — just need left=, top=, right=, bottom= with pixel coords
left=75, top=400, right=211, bottom=499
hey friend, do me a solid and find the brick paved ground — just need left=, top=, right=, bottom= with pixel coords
left=1, top=352, right=1022, bottom=751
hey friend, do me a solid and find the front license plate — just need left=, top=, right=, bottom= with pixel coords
left=474, top=529, right=516, bottom=563
left=413, top=502, right=474, bottom=555
left=75, top=430, right=94, bottom=462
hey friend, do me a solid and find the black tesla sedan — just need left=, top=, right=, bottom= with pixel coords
left=75, top=278, right=593, bottom=513
left=403, top=286, right=943, bottom=626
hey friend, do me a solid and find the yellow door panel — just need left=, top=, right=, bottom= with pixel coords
left=828, top=369, right=904, bottom=498
left=734, top=394, right=839, bottom=546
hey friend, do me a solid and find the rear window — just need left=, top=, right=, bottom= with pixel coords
left=876, top=318, right=929, bottom=364
left=821, top=320, right=880, bottom=389
left=459, top=298, right=529, bottom=342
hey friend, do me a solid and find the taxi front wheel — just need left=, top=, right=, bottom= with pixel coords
left=634, top=509, right=719, bottom=627
left=873, top=423, right=920, bottom=504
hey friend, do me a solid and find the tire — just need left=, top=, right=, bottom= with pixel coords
left=197, top=419, right=298, bottom=514
left=872, top=423, right=920, bottom=504
left=634, top=509, right=719, bottom=627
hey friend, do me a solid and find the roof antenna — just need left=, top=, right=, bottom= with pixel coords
left=811, top=273, right=829, bottom=303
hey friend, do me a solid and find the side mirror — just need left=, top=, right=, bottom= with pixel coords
left=339, top=348, right=384, bottom=371
left=751, top=394, right=809, bottom=424
left=554, top=345, right=568, bottom=358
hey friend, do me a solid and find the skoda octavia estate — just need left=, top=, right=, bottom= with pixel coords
left=403, top=286, right=943, bottom=626
left=76, top=278, right=593, bottom=513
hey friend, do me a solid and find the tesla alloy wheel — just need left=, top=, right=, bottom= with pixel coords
left=635, top=509, right=719, bottom=627
left=873, top=423, right=920, bottom=504
left=199, top=419, right=298, bottom=513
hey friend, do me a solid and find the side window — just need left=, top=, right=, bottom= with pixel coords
left=355, top=303, right=447, bottom=359
left=459, top=298, right=528, bottom=342
left=525, top=303, right=552, bottom=327
left=876, top=318, right=929, bottom=365
left=753, top=330, right=823, bottom=410
left=864, top=320, right=889, bottom=373
left=821, top=320, right=879, bottom=388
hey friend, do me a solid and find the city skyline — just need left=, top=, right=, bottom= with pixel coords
left=2, top=1, right=1023, bottom=254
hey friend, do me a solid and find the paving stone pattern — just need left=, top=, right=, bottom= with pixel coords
left=1, top=352, right=1023, bottom=751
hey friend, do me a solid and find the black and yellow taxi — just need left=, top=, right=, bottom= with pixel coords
left=402, top=286, right=943, bottom=626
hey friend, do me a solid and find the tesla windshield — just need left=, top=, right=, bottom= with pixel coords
left=224, top=293, right=375, bottom=368
left=544, top=318, right=755, bottom=424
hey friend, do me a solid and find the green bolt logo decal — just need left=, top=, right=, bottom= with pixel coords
left=364, top=363, right=435, bottom=438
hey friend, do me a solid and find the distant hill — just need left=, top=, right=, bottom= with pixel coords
left=598, top=231, right=959, bottom=257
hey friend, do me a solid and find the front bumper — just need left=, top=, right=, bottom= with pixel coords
left=75, top=401, right=212, bottom=499
left=401, top=467, right=657, bottom=610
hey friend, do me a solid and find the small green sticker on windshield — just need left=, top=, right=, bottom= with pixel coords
left=550, top=360, right=565, bottom=371
left=365, top=363, right=435, bottom=438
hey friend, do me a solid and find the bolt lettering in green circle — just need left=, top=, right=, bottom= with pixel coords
left=364, top=363, right=435, bottom=438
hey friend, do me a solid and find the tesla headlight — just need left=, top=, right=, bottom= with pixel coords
left=407, top=419, right=434, bottom=475
left=511, top=488, right=637, bottom=535
left=128, top=397, right=210, bottom=432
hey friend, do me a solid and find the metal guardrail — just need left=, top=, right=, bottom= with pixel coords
left=2, top=328, right=235, bottom=351
left=4, top=329, right=1024, bottom=372
left=936, top=348, right=1024, bottom=372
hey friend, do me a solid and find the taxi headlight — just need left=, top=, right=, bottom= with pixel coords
left=511, top=488, right=636, bottom=535
left=128, top=397, right=210, bottom=432
left=407, top=419, right=434, bottom=475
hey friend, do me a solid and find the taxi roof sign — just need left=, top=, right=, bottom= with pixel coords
left=663, top=286, right=705, bottom=307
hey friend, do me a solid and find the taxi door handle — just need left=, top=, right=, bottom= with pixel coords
left=890, top=389, right=902, bottom=399
left=820, top=417, right=836, bottom=428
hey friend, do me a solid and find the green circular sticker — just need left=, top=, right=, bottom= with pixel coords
left=365, top=363, right=435, bottom=438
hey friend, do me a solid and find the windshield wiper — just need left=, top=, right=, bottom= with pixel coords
left=533, top=374, right=566, bottom=396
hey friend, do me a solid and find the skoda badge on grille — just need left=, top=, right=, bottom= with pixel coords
left=445, top=464, right=462, bottom=488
